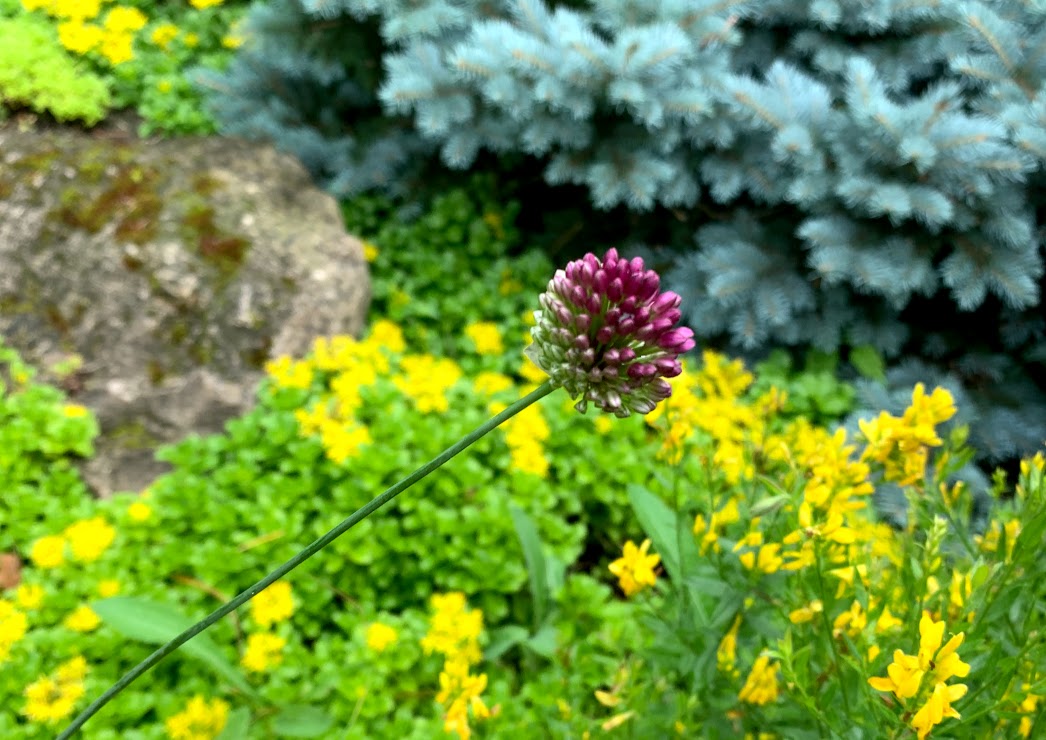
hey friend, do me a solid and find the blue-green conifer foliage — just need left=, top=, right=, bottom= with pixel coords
left=203, top=0, right=1046, bottom=463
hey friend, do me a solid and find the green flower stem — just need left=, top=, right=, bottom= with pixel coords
left=59, top=380, right=557, bottom=739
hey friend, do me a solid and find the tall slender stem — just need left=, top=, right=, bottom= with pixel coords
left=59, top=381, right=557, bottom=738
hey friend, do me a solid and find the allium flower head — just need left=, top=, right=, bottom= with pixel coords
left=526, top=248, right=695, bottom=416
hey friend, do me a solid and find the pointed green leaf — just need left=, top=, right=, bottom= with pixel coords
left=484, top=625, right=529, bottom=661
left=217, top=708, right=251, bottom=740
left=269, top=705, right=334, bottom=737
left=509, top=506, right=550, bottom=628
left=91, top=597, right=257, bottom=698
left=849, top=344, right=886, bottom=382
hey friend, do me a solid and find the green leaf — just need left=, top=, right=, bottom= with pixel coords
left=91, top=597, right=258, bottom=698
left=525, top=624, right=558, bottom=659
left=509, top=506, right=550, bottom=628
left=269, top=705, right=335, bottom=737
left=850, top=344, right=886, bottom=382
left=217, top=708, right=251, bottom=740
left=626, top=483, right=701, bottom=583
left=484, top=625, right=529, bottom=661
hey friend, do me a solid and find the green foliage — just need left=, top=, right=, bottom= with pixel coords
left=0, top=15, right=110, bottom=125
left=751, top=349, right=857, bottom=427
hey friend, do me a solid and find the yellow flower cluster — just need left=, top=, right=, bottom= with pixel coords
left=464, top=321, right=504, bottom=355
left=279, top=322, right=406, bottom=464
left=64, top=605, right=101, bottom=632
left=29, top=516, right=116, bottom=569
left=22, top=656, right=88, bottom=724
left=496, top=401, right=550, bottom=477
left=394, top=355, right=464, bottom=413
left=859, top=383, right=957, bottom=485
left=250, top=581, right=294, bottom=628
left=365, top=621, right=399, bottom=653
left=165, top=695, right=229, bottom=740
left=738, top=653, right=780, bottom=705
left=240, top=632, right=286, bottom=673
left=21, top=0, right=147, bottom=64
left=0, top=600, right=29, bottom=663
left=423, top=593, right=490, bottom=740
left=869, top=612, right=970, bottom=739
left=607, top=539, right=660, bottom=597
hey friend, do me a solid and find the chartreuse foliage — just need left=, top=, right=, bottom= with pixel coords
left=1, top=0, right=246, bottom=134
left=2, top=322, right=1043, bottom=738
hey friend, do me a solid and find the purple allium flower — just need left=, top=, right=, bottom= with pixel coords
left=525, top=248, right=696, bottom=417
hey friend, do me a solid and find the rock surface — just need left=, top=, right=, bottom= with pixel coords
left=0, top=116, right=370, bottom=495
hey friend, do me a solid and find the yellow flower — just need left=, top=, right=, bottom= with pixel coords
left=251, top=581, right=294, bottom=627
left=365, top=622, right=398, bottom=652
left=464, top=321, right=503, bottom=355
left=30, top=535, right=66, bottom=569
left=319, top=418, right=371, bottom=464
left=62, top=403, right=89, bottom=418
left=436, top=656, right=490, bottom=740
left=104, top=6, right=146, bottom=33
left=608, top=539, right=660, bottom=597
left=594, top=415, right=613, bottom=434
left=0, top=600, right=29, bottom=661
left=150, top=22, right=178, bottom=48
left=832, top=600, right=867, bottom=638
left=221, top=34, right=243, bottom=49
left=738, top=654, right=780, bottom=705
left=265, top=355, right=314, bottom=389
left=16, top=584, right=45, bottom=610
left=368, top=319, right=405, bottom=353
left=52, top=0, right=100, bottom=21
left=716, top=615, right=741, bottom=678
left=64, top=517, right=116, bottom=562
left=473, top=371, right=513, bottom=396
left=22, top=657, right=88, bottom=724
left=788, top=599, right=823, bottom=625
left=98, top=579, right=121, bottom=598
left=361, top=240, right=379, bottom=262
left=394, top=355, right=463, bottom=413
left=165, top=696, right=229, bottom=740
left=422, top=592, right=484, bottom=665
left=240, top=632, right=286, bottom=673
left=128, top=500, right=153, bottom=521
left=189, top=0, right=223, bottom=8
left=98, top=30, right=135, bottom=64
left=157, top=80, right=173, bottom=94
left=64, top=605, right=101, bottom=632
left=868, top=613, right=969, bottom=738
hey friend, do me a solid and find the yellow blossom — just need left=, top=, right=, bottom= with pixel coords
left=608, top=539, right=660, bottom=597
left=422, top=592, right=484, bottom=665
left=251, top=581, right=294, bottom=627
left=30, top=535, right=66, bottom=569
left=365, top=622, right=398, bottom=652
left=437, top=656, right=490, bottom=740
left=221, top=34, right=243, bottom=49
left=103, top=6, right=146, bottom=33
left=16, top=584, right=45, bottom=610
left=265, top=355, right=314, bottom=389
left=788, top=599, right=823, bottom=624
left=165, top=696, right=229, bottom=740
left=98, top=30, right=135, bottom=64
left=361, top=240, right=379, bottom=262
left=464, top=322, right=503, bottom=355
left=64, top=605, right=101, bottom=632
left=128, top=500, right=153, bottom=521
left=473, top=371, right=513, bottom=396
left=0, top=600, right=29, bottom=662
left=832, top=600, right=867, bottom=638
left=394, top=355, right=463, bottom=413
left=64, top=516, right=116, bottom=562
left=189, top=0, right=223, bottom=8
left=62, top=403, right=88, bottom=418
left=98, top=579, right=121, bottom=598
left=150, top=22, right=178, bottom=48
left=22, top=657, right=88, bottom=724
left=241, top=632, right=286, bottom=673
left=738, top=654, right=780, bottom=705
left=717, top=616, right=741, bottom=678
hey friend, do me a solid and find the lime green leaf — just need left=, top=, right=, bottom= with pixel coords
left=627, top=484, right=701, bottom=583
left=484, top=625, right=529, bottom=661
left=217, top=707, right=251, bottom=740
left=91, top=597, right=257, bottom=698
left=269, top=705, right=335, bottom=738
left=509, top=505, right=550, bottom=628
left=850, top=344, right=886, bottom=382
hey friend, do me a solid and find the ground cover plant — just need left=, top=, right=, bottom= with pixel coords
left=0, top=0, right=246, bottom=133
left=2, top=184, right=1045, bottom=738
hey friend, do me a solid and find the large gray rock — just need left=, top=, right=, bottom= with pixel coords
left=0, top=118, right=370, bottom=495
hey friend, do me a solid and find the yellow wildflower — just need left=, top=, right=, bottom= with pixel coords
left=22, top=657, right=88, bottom=724
left=0, top=600, right=29, bottom=662
left=265, top=355, right=314, bottom=389
left=128, top=500, right=153, bottom=521
left=437, top=655, right=490, bottom=740
left=165, top=696, right=229, bottom=740
left=30, top=535, right=66, bottom=569
left=189, top=0, right=223, bottom=8
left=788, top=599, right=823, bottom=625
left=464, top=321, right=503, bottom=355
left=394, top=355, right=463, bottom=413
left=251, top=581, right=294, bottom=627
left=221, top=34, right=243, bottom=49
left=62, top=403, right=88, bottom=418
left=738, top=654, right=780, bottom=705
left=422, top=592, right=483, bottom=665
left=365, top=622, right=398, bottom=652
left=103, top=6, right=146, bottom=33
left=64, top=516, right=116, bottom=562
left=98, top=579, right=121, bottom=598
left=241, top=632, right=286, bottom=673
left=16, top=584, right=45, bottom=610
left=716, top=615, right=741, bottom=678
left=98, top=30, right=134, bottom=64
left=473, top=371, right=513, bottom=396
left=150, top=22, right=178, bottom=48
left=361, top=240, right=379, bottom=262
left=832, top=600, right=867, bottom=639
left=64, top=605, right=101, bottom=632
left=608, top=539, right=660, bottom=597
